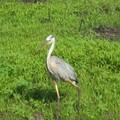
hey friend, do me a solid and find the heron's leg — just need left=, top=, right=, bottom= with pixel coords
left=65, top=80, right=80, bottom=91
left=53, top=80, right=60, bottom=102
left=65, top=80, right=80, bottom=114
left=53, top=80, right=61, bottom=120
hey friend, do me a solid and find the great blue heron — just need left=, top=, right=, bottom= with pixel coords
left=38, top=35, right=80, bottom=110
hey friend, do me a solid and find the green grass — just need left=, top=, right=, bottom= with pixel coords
left=0, top=0, right=120, bottom=120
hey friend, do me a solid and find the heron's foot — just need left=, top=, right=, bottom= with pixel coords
left=55, top=113, right=61, bottom=120
left=76, top=102, right=80, bottom=114
left=55, top=101, right=61, bottom=120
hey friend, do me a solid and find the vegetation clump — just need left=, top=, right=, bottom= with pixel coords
left=0, top=0, right=120, bottom=119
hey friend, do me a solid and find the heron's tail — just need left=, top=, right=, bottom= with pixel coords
left=75, top=78, right=78, bottom=84
left=71, top=78, right=78, bottom=84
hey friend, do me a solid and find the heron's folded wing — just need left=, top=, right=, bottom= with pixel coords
left=49, top=56, right=77, bottom=82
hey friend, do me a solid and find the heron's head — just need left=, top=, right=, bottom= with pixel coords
left=46, top=35, right=55, bottom=43
left=38, top=35, right=55, bottom=51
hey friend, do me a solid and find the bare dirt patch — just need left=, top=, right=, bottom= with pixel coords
left=94, top=25, right=120, bottom=41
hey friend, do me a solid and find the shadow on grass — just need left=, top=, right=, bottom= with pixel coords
left=26, top=88, right=58, bottom=102
left=12, top=85, right=65, bottom=103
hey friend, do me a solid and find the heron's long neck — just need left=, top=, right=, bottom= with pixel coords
left=47, top=40, right=55, bottom=61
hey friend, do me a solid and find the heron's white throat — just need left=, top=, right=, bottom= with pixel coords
left=47, top=39, right=55, bottom=73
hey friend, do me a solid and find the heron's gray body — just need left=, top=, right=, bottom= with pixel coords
left=47, top=56, right=78, bottom=83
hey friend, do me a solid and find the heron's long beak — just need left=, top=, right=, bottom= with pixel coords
left=38, top=41, right=48, bottom=51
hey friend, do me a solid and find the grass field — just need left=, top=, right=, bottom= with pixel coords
left=0, top=0, right=120, bottom=120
